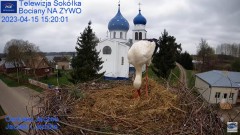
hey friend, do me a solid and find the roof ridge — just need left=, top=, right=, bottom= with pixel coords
left=213, top=70, right=236, bottom=87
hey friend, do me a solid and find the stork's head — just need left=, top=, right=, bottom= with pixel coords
left=147, top=38, right=159, bottom=47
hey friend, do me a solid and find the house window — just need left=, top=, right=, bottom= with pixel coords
left=113, top=32, right=116, bottom=38
left=139, top=32, right=142, bottom=40
left=223, top=93, right=227, bottom=99
left=215, top=92, right=220, bottom=98
left=103, top=46, right=112, bottom=54
left=135, top=32, right=138, bottom=40
left=121, top=57, right=124, bottom=65
left=120, top=32, right=123, bottom=39
left=229, top=93, right=234, bottom=99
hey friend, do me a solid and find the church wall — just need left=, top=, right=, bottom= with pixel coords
left=97, top=40, right=130, bottom=79
left=97, top=40, right=117, bottom=78
left=109, top=30, right=128, bottom=43
left=132, top=25, right=147, bottom=43
left=116, top=43, right=130, bottom=78
left=134, top=24, right=146, bottom=29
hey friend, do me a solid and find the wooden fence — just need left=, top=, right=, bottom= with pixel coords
left=28, top=79, right=49, bottom=90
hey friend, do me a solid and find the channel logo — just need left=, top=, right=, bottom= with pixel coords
left=227, top=122, right=238, bottom=133
left=1, top=1, right=17, bottom=13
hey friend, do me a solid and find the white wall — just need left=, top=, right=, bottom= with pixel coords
left=210, top=87, right=239, bottom=104
left=109, top=30, right=128, bottom=43
left=97, top=39, right=129, bottom=79
left=132, top=24, right=147, bottom=43
left=195, top=77, right=211, bottom=102
left=97, top=40, right=117, bottom=77
left=117, top=44, right=130, bottom=78
left=195, top=76, right=239, bottom=104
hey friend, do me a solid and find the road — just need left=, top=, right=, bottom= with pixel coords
left=0, top=80, right=40, bottom=134
left=176, top=63, right=188, bottom=88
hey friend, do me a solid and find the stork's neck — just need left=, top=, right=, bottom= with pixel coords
left=133, top=66, right=142, bottom=89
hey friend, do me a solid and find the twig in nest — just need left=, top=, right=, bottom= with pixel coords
left=168, top=103, right=186, bottom=113
left=194, top=102, right=205, bottom=114
left=58, top=120, right=118, bottom=135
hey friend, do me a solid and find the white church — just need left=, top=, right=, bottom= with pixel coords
left=97, top=3, right=147, bottom=80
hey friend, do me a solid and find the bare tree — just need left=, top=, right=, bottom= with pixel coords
left=4, top=39, right=40, bottom=81
left=216, top=43, right=240, bottom=57
left=4, top=39, right=27, bottom=83
left=197, top=38, right=215, bottom=71
left=22, top=42, right=40, bottom=79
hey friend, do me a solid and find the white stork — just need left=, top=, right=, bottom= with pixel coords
left=127, top=39, right=159, bottom=97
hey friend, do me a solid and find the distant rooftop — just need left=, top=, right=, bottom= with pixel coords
left=196, top=70, right=240, bottom=88
left=0, top=59, right=25, bottom=69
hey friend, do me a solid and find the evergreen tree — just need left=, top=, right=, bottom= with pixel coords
left=152, top=29, right=182, bottom=78
left=69, top=21, right=104, bottom=84
left=231, top=58, right=240, bottom=72
left=177, top=51, right=193, bottom=70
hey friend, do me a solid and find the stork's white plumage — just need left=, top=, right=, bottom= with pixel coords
left=128, top=40, right=157, bottom=97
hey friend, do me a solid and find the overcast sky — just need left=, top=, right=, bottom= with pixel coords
left=1, top=0, right=240, bottom=54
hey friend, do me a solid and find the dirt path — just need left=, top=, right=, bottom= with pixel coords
left=176, top=63, right=188, bottom=88
left=0, top=80, right=41, bottom=134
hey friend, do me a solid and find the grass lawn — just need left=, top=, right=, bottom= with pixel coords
left=40, top=70, right=71, bottom=86
left=186, top=70, right=196, bottom=89
left=8, top=72, right=29, bottom=81
left=169, top=66, right=181, bottom=86
left=0, top=106, right=20, bottom=135
left=143, top=65, right=180, bottom=87
left=0, top=74, right=21, bottom=87
left=24, top=84, right=43, bottom=93
left=143, top=65, right=159, bottom=80
left=0, top=73, right=43, bottom=92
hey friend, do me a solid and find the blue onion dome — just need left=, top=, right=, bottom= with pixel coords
left=133, top=10, right=147, bottom=25
left=108, top=4, right=129, bottom=31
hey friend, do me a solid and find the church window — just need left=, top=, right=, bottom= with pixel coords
left=135, top=32, right=138, bottom=40
left=125, top=33, right=127, bottom=39
left=121, top=57, right=124, bottom=65
left=120, top=32, right=123, bottom=39
left=103, top=46, right=112, bottom=55
left=139, top=32, right=142, bottom=40
left=113, top=32, right=116, bottom=38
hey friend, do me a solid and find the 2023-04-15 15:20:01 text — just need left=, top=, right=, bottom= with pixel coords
left=1, top=16, right=69, bottom=23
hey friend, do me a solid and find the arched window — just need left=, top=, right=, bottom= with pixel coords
left=103, top=46, right=112, bottom=54
left=139, top=32, right=142, bottom=40
left=125, top=33, right=127, bottom=39
left=113, top=32, right=116, bottom=38
left=120, top=32, right=123, bottom=39
left=135, top=32, right=138, bottom=40
left=145, top=33, right=146, bottom=39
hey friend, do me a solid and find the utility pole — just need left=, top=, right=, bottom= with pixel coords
left=56, top=65, right=59, bottom=86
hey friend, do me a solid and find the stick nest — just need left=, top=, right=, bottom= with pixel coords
left=57, top=79, right=224, bottom=135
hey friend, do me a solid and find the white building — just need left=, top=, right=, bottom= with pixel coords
left=97, top=3, right=147, bottom=80
left=132, top=8, right=147, bottom=43
left=195, top=70, right=240, bottom=104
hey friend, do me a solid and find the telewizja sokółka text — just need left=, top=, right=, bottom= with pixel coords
left=18, top=0, right=81, bottom=16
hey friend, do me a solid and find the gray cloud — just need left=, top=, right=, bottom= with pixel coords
left=1, top=0, right=240, bottom=54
